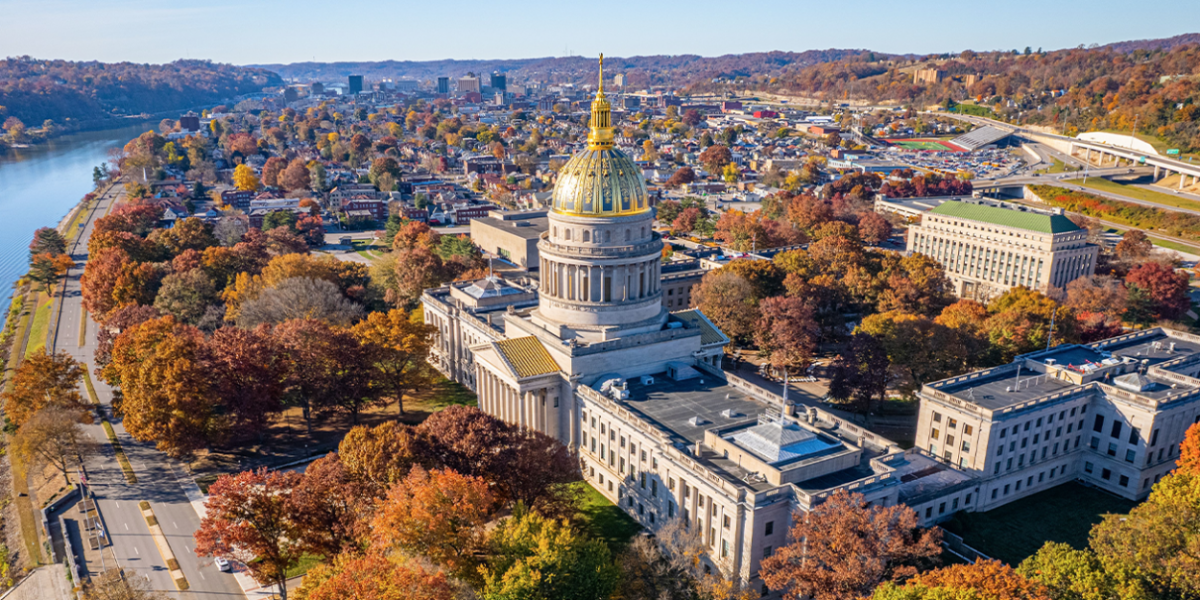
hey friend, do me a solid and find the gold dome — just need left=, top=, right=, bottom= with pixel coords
left=551, top=54, right=649, bottom=218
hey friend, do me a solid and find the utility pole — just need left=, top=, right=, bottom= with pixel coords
left=1047, top=306, right=1058, bottom=351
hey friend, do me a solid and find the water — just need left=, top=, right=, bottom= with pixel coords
left=0, top=121, right=155, bottom=325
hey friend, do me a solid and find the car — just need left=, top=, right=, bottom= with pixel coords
left=215, top=557, right=231, bottom=572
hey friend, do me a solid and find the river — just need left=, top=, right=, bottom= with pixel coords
left=0, top=121, right=155, bottom=325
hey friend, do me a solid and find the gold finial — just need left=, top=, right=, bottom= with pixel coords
left=598, top=53, right=605, bottom=95
left=587, top=53, right=614, bottom=150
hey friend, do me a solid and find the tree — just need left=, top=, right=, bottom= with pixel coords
left=1089, top=471, right=1200, bottom=598
left=370, top=467, right=497, bottom=580
left=722, top=162, right=741, bottom=183
left=393, top=246, right=447, bottom=307
left=879, top=559, right=1052, bottom=600
left=294, top=553, right=454, bottom=600
left=1018, top=542, right=1129, bottom=600
left=1064, top=276, right=1128, bottom=318
left=213, top=216, right=250, bottom=247
left=262, top=210, right=299, bottom=232
left=481, top=511, right=620, bottom=600
left=858, top=211, right=893, bottom=244
left=289, top=453, right=372, bottom=558
left=233, top=164, right=260, bottom=192
left=827, top=332, right=891, bottom=416
left=692, top=270, right=758, bottom=345
left=205, top=326, right=286, bottom=439
left=265, top=226, right=312, bottom=255
left=859, top=312, right=967, bottom=398
left=262, top=156, right=287, bottom=188
left=153, top=268, right=218, bottom=325
left=282, top=159, right=312, bottom=192
left=83, top=568, right=171, bottom=600
left=2, top=349, right=85, bottom=428
left=195, top=468, right=305, bottom=600
left=1124, top=262, right=1190, bottom=322
left=350, top=309, right=436, bottom=414
left=13, top=406, right=91, bottom=485
left=1179, top=422, right=1200, bottom=476
left=1114, top=230, right=1152, bottom=261
left=984, top=288, right=1078, bottom=362
left=755, top=296, right=820, bottom=373
left=154, top=217, right=218, bottom=256
left=237, top=277, right=364, bottom=328
left=29, top=227, right=67, bottom=256
left=760, top=489, right=941, bottom=600
left=28, top=252, right=74, bottom=292
left=102, top=316, right=218, bottom=457
left=338, top=421, right=429, bottom=494
left=698, top=145, right=733, bottom=174
left=94, top=305, right=160, bottom=369
left=275, top=318, right=378, bottom=429
left=666, top=167, right=697, bottom=188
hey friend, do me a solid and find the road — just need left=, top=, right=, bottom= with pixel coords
left=49, top=184, right=244, bottom=599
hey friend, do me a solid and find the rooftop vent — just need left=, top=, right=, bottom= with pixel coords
left=721, top=409, right=741, bottom=419
left=688, top=416, right=709, bottom=427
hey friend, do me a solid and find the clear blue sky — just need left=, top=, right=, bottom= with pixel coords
left=3, top=0, right=1195, bottom=66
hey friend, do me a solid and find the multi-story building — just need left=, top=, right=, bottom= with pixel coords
left=906, top=199, right=1098, bottom=299
left=437, top=77, right=450, bottom=95
left=917, top=327, right=1200, bottom=509
left=458, top=74, right=481, bottom=94
left=422, top=59, right=978, bottom=593
left=348, top=75, right=363, bottom=95
left=490, top=72, right=507, bottom=92
left=914, top=68, right=946, bottom=85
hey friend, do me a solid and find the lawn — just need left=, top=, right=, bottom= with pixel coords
left=24, top=294, right=52, bottom=358
left=1067, top=176, right=1200, bottom=214
left=351, top=240, right=384, bottom=261
left=405, top=375, right=477, bottom=414
left=941, top=482, right=1137, bottom=566
left=286, top=553, right=324, bottom=579
left=573, top=481, right=642, bottom=552
left=1037, top=158, right=1072, bottom=174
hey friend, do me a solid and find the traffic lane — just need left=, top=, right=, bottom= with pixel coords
left=153, top=498, right=245, bottom=598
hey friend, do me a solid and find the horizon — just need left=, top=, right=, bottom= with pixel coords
left=2, top=0, right=1197, bottom=66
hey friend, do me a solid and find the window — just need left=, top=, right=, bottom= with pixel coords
left=1090, top=437, right=1100, bottom=450
left=1033, top=434, right=1039, bottom=444
left=1084, top=461, right=1094, bottom=473
left=1004, top=484, right=1010, bottom=495
left=1021, top=437, right=1028, bottom=448
left=997, top=445, right=1004, bottom=456
left=669, top=478, right=675, bottom=490
left=933, top=412, right=942, bottom=423
left=991, top=489, right=998, bottom=499
left=1038, top=472, right=1045, bottom=483
left=1006, top=458, right=1013, bottom=471
left=1107, top=443, right=1117, bottom=457
left=939, top=502, right=946, bottom=515
left=994, top=464, right=1001, bottom=475
left=640, top=472, right=646, bottom=488
left=620, top=436, right=626, bottom=448
left=1071, top=407, right=1077, bottom=416
left=948, top=418, right=958, bottom=429
left=946, top=434, right=956, bottom=447
left=961, top=441, right=970, bottom=452
left=669, top=502, right=675, bottom=518
left=944, top=450, right=952, bottom=460
left=1016, top=480, right=1022, bottom=491
left=952, top=498, right=959, bottom=510
left=1057, top=426, right=1063, bottom=437
left=931, top=429, right=940, bottom=440
left=1119, top=475, right=1129, bottom=487
left=1101, top=468, right=1112, bottom=481
left=1125, top=449, right=1136, bottom=463
left=1024, top=422, right=1031, bottom=431
left=765, top=521, right=774, bottom=536
left=1094, top=415, right=1104, bottom=433
left=1000, top=428, right=1007, bottom=439
left=1129, top=428, right=1140, bottom=444
left=1036, top=417, right=1043, bottom=427
left=1110, top=421, right=1123, bottom=439
left=1151, top=428, right=1160, bottom=446
left=965, top=493, right=972, bottom=504
left=619, top=458, right=625, bottom=473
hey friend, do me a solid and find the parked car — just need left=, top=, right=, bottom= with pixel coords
left=215, top=557, right=231, bottom=572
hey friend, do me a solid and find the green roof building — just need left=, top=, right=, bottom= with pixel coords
left=907, top=199, right=1098, bottom=300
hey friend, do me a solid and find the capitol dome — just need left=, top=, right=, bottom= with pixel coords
left=550, top=54, right=649, bottom=218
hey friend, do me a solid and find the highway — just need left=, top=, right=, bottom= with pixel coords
left=49, top=183, right=245, bottom=599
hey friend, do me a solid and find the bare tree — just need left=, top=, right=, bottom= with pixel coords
left=13, top=407, right=92, bottom=486
left=237, top=277, right=364, bottom=329
left=83, top=568, right=170, bottom=600
left=214, top=216, right=249, bottom=247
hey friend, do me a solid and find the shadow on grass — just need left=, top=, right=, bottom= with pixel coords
left=572, top=481, right=642, bottom=553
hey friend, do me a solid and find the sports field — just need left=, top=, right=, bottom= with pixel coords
left=885, top=138, right=964, bottom=152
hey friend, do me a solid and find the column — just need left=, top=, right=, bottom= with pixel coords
left=592, top=266, right=601, bottom=302
left=1154, top=165, right=1160, bottom=181
left=518, top=389, right=526, bottom=429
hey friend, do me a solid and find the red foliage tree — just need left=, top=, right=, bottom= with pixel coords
left=1125, top=262, right=1190, bottom=322
left=205, top=326, right=286, bottom=439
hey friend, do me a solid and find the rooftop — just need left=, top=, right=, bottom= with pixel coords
left=470, top=216, right=549, bottom=239
left=671, top=309, right=729, bottom=347
left=929, top=201, right=1079, bottom=234
left=493, top=336, right=560, bottom=378
left=620, top=375, right=769, bottom=446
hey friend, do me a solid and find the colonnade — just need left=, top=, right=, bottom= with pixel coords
left=539, top=257, right=660, bottom=304
left=477, top=367, right=553, bottom=433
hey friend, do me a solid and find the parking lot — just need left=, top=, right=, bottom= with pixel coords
left=882, top=146, right=1025, bottom=179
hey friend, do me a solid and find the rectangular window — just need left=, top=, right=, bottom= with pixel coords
left=763, top=546, right=773, bottom=559
left=640, top=472, right=646, bottom=488
left=1006, top=458, right=1013, bottom=470
left=1033, top=434, right=1039, bottom=444
left=991, top=489, right=998, bottom=499
left=994, top=464, right=1001, bottom=474
left=931, top=429, right=940, bottom=440
left=965, top=493, right=972, bottom=504
left=669, top=502, right=675, bottom=518
left=1018, top=454, right=1025, bottom=467
left=765, top=521, right=774, bottom=536
left=619, top=458, right=625, bottom=473
left=1119, top=475, right=1129, bottom=487
left=1024, top=422, right=1031, bottom=431
left=669, top=478, right=675, bottom=490
left=1036, top=417, right=1043, bottom=427
left=1107, top=443, right=1117, bottom=457
left=926, top=507, right=933, bottom=518
left=1101, top=469, right=1112, bottom=481
left=1151, top=429, right=1160, bottom=446
left=939, top=502, right=946, bottom=515
left=1094, top=415, right=1104, bottom=433
left=946, top=434, right=955, bottom=447
left=1016, top=480, right=1022, bottom=491
left=1129, top=428, right=1140, bottom=444
left=997, top=445, right=1004, bottom=456
left=1038, top=472, right=1045, bottom=483
left=1125, top=449, right=1136, bottom=463
left=1110, top=421, right=1122, bottom=439
left=1004, top=484, right=1010, bottom=495
left=723, top=516, right=730, bottom=529
left=620, top=436, right=626, bottom=448
left=933, top=412, right=942, bottom=422
left=952, top=498, right=959, bottom=510
left=1084, top=462, right=1094, bottom=474
left=1090, top=437, right=1100, bottom=450
left=1000, top=428, right=1007, bottom=439
left=962, top=441, right=971, bottom=452
left=964, top=424, right=974, bottom=436
left=1021, top=437, right=1028, bottom=448
left=948, top=418, right=958, bottom=429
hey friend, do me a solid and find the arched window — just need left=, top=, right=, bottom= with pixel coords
left=583, top=230, right=590, bottom=242
left=552, top=226, right=558, bottom=239
left=565, top=229, right=572, bottom=241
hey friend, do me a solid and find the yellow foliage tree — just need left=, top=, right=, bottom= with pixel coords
left=233, top=164, right=260, bottom=192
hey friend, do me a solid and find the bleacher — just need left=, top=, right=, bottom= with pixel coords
left=950, top=126, right=1015, bottom=151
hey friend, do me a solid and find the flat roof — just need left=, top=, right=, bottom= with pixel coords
left=471, top=216, right=549, bottom=239
left=621, top=376, right=770, bottom=446
left=929, top=201, right=1079, bottom=234
left=940, top=367, right=1075, bottom=410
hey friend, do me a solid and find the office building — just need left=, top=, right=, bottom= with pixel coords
left=490, top=72, right=507, bottom=92
left=348, top=75, right=364, bottom=95
left=437, top=77, right=450, bottom=94
left=905, top=199, right=1098, bottom=300
left=458, top=74, right=481, bottom=94
left=917, top=327, right=1200, bottom=508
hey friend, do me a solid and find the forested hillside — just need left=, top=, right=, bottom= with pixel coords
left=0, top=58, right=280, bottom=129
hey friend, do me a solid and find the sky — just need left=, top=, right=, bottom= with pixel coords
left=3, top=0, right=1196, bottom=66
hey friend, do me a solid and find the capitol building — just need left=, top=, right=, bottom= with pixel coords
left=423, top=58, right=980, bottom=591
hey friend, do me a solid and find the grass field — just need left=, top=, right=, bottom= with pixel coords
left=941, top=482, right=1136, bottom=566
left=1037, top=158, right=1072, bottom=174
left=24, top=293, right=52, bottom=357
left=573, top=481, right=642, bottom=552
left=1067, top=176, right=1200, bottom=214
left=886, top=138, right=961, bottom=152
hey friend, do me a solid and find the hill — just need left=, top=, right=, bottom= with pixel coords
left=0, top=58, right=281, bottom=130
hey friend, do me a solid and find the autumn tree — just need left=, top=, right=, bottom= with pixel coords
left=103, top=316, right=218, bottom=457
left=985, top=288, right=1078, bottom=362
left=195, top=468, right=305, bottom=600
left=857, top=211, right=893, bottom=245
left=94, top=305, right=160, bottom=369
left=393, top=245, right=447, bottom=306
left=205, top=326, right=286, bottom=439
left=1124, top=262, right=1190, bottom=323
left=13, top=406, right=92, bottom=485
left=371, top=467, right=497, bottom=581
left=760, top=489, right=941, bottom=600
left=236, top=277, right=364, bottom=329
left=83, top=568, right=171, bottom=600
left=289, top=453, right=372, bottom=558
left=262, top=156, right=287, bottom=188
left=349, top=308, right=436, bottom=414
left=481, top=511, right=620, bottom=600
left=1017, top=542, right=1134, bottom=600
left=233, top=163, right=260, bottom=192
left=873, top=559, right=1051, bottom=600
left=275, top=318, right=378, bottom=429
left=1179, top=422, right=1200, bottom=476
left=153, top=268, right=218, bottom=325
left=293, top=553, right=454, bottom=600
left=692, top=269, right=758, bottom=345
left=2, top=349, right=86, bottom=427
left=827, top=332, right=891, bottom=417
left=666, top=166, right=696, bottom=188
left=28, top=252, right=74, bottom=292
left=282, top=158, right=312, bottom=192
left=698, top=144, right=733, bottom=174
left=338, top=421, right=429, bottom=495
left=859, top=312, right=967, bottom=397
left=1114, top=230, right=1153, bottom=261
left=755, top=295, right=820, bottom=373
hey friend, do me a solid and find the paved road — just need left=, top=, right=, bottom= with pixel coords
left=49, top=184, right=244, bottom=599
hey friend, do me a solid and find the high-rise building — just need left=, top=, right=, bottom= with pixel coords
left=348, top=75, right=364, bottom=95
left=311, top=82, right=325, bottom=95
left=458, top=74, right=481, bottom=94
left=613, top=73, right=625, bottom=88
left=437, top=77, right=450, bottom=94
left=904, top=199, right=1098, bottom=300
left=490, top=72, right=507, bottom=92
left=179, top=113, right=201, bottom=132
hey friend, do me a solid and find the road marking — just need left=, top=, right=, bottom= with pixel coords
left=124, top=523, right=129, bottom=531
left=133, top=546, right=139, bottom=555
left=173, top=521, right=178, bottom=530
left=115, top=502, right=119, bottom=508
left=198, top=571, right=206, bottom=580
